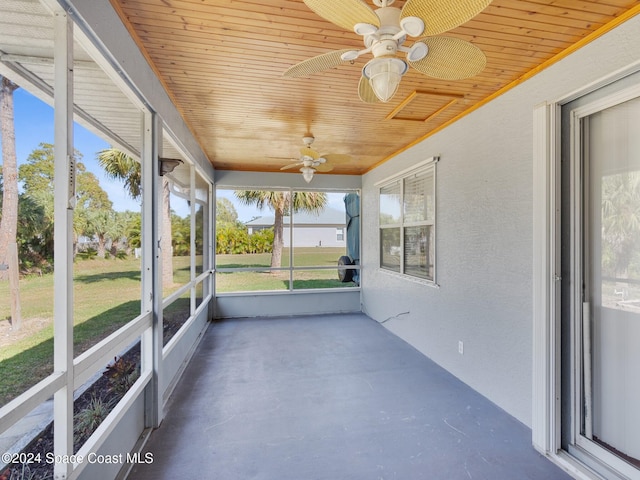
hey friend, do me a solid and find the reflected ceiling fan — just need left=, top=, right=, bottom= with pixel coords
left=284, top=0, right=491, bottom=103
left=280, top=136, right=351, bottom=183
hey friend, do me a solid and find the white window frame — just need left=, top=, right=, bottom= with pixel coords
left=377, top=157, right=438, bottom=284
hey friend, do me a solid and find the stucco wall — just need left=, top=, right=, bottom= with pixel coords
left=360, top=14, right=640, bottom=426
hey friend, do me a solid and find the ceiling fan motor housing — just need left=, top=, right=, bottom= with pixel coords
left=374, top=7, right=402, bottom=35
left=365, top=7, right=405, bottom=56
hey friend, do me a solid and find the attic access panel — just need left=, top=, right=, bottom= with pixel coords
left=386, top=90, right=465, bottom=123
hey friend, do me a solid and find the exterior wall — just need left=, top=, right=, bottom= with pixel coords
left=161, top=306, right=210, bottom=406
left=248, top=226, right=345, bottom=248
left=360, top=14, right=640, bottom=427
left=78, top=394, right=145, bottom=480
left=215, top=290, right=361, bottom=319
left=289, top=226, right=344, bottom=248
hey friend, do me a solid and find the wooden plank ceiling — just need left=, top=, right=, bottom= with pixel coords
left=111, top=0, right=639, bottom=176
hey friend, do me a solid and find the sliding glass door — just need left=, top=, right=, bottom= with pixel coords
left=563, top=84, right=640, bottom=479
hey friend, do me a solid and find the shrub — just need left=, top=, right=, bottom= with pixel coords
left=104, top=356, right=139, bottom=398
left=216, top=223, right=273, bottom=254
left=0, top=463, right=51, bottom=480
left=76, top=247, right=98, bottom=260
left=74, top=395, right=114, bottom=439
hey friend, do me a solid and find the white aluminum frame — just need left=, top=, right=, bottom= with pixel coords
left=52, top=9, right=75, bottom=478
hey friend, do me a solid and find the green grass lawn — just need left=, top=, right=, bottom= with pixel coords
left=0, top=257, right=145, bottom=405
left=215, top=247, right=357, bottom=292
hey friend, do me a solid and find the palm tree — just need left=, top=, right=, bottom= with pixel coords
left=234, top=190, right=327, bottom=268
left=98, top=148, right=174, bottom=286
left=97, top=148, right=142, bottom=200
left=0, top=76, right=19, bottom=282
left=83, top=209, right=115, bottom=258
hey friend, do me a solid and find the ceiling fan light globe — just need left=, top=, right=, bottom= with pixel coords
left=354, top=23, right=378, bottom=36
left=363, top=57, right=407, bottom=103
left=301, top=166, right=315, bottom=183
left=400, top=16, right=424, bottom=37
left=407, top=41, right=428, bottom=62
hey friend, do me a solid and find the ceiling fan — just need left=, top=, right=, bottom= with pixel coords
left=280, top=136, right=351, bottom=183
left=284, top=0, right=491, bottom=103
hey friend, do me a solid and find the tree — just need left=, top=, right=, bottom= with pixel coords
left=111, top=210, right=138, bottom=255
left=234, top=191, right=327, bottom=267
left=19, top=144, right=58, bottom=262
left=0, top=76, right=19, bottom=282
left=19, top=143, right=113, bottom=259
left=171, top=211, right=190, bottom=256
left=16, top=193, right=51, bottom=270
left=19, top=143, right=56, bottom=221
left=98, top=147, right=174, bottom=286
left=124, top=211, right=142, bottom=250
left=216, top=197, right=238, bottom=225
left=75, top=167, right=113, bottom=257
left=83, top=209, right=115, bottom=258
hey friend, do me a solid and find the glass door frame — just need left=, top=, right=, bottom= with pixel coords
left=565, top=82, right=640, bottom=480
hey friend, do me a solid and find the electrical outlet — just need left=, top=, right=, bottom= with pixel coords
left=458, top=341, right=464, bottom=355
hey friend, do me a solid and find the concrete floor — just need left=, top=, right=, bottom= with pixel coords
left=128, top=313, right=573, bottom=480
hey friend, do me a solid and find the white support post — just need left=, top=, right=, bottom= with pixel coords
left=141, top=112, right=163, bottom=428
left=206, top=183, right=213, bottom=302
left=289, top=189, right=294, bottom=290
left=532, top=102, right=561, bottom=455
left=190, top=165, right=196, bottom=314
left=52, top=8, right=75, bottom=479
left=209, top=184, right=216, bottom=320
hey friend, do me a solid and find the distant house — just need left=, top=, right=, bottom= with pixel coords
left=245, top=208, right=346, bottom=248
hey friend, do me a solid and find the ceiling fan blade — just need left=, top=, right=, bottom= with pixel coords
left=358, top=75, right=379, bottom=104
left=409, top=37, right=486, bottom=80
left=401, top=0, right=492, bottom=37
left=280, top=162, right=302, bottom=171
left=303, top=0, right=379, bottom=32
left=284, top=49, right=354, bottom=78
left=300, top=146, right=320, bottom=160
left=322, top=154, right=352, bottom=165
left=315, top=163, right=334, bottom=173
